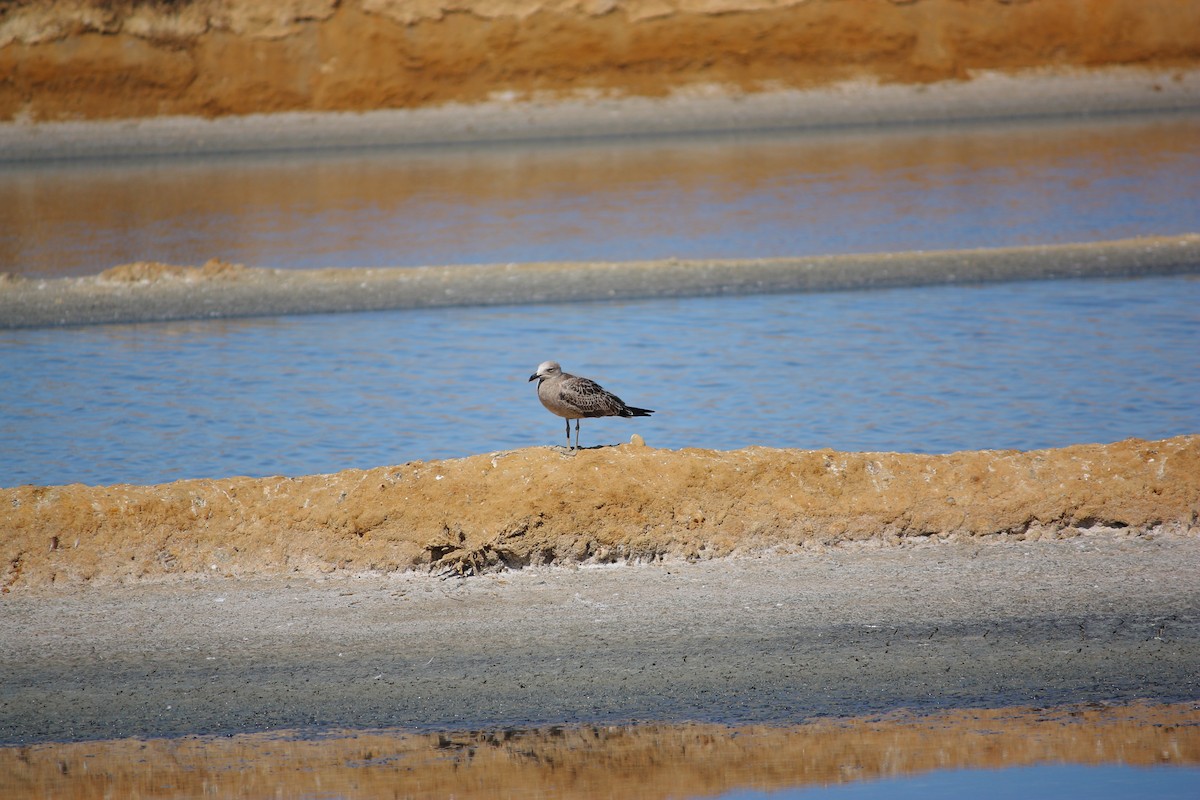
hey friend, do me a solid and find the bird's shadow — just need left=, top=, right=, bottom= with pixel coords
left=547, top=443, right=616, bottom=455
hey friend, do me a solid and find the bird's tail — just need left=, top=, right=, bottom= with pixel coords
left=624, top=406, right=654, bottom=417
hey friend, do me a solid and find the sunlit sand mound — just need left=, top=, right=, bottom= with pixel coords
left=96, top=258, right=249, bottom=283
left=3, top=436, right=1196, bottom=591
left=3, top=703, right=1197, bottom=800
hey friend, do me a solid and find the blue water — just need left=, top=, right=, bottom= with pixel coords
left=2, top=274, right=1196, bottom=487
left=3, top=114, right=1199, bottom=485
left=715, top=764, right=1200, bottom=800
left=2, top=114, right=1198, bottom=278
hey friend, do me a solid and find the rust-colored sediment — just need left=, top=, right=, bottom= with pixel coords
left=2, top=0, right=1199, bottom=122
left=2, top=703, right=1197, bottom=799
left=3, top=436, right=1197, bottom=591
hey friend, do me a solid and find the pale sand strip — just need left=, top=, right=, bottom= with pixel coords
left=2, top=68, right=1198, bottom=162
left=2, top=234, right=1198, bottom=329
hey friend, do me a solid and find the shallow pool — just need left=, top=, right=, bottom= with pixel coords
left=3, top=273, right=1196, bottom=487
left=2, top=114, right=1198, bottom=278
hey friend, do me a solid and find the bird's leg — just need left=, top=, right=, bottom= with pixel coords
left=564, top=418, right=571, bottom=449
left=574, top=419, right=581, bottom=451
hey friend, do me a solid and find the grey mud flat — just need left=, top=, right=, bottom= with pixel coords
left=3, top=235, right=1200, bottom=329
left=1, top=534, right=1198, bottom=745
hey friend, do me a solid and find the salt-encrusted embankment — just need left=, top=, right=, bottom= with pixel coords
left=3, top=435, right=1196, bottom=592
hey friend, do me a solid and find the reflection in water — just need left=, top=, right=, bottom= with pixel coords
left=1, top=114, right=1198, bottom=277
left=1, top=703, right=1196, bottom=800
left=722, top=765, right=1200, bottom=800
left=2, top=274, right=1197, bottom=487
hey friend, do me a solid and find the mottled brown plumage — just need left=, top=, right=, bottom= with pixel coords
left=528, top=361, right=653, bottom=451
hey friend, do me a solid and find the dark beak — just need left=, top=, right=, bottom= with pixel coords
left=528, top=373, right=538, bottom=382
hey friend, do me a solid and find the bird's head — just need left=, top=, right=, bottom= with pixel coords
left=529, top=361, right=562, bottom=382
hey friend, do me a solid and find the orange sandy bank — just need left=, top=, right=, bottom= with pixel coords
left=3, top=703, right=1197, bottom=799
left=2, top=0, right=1200, bottom=122
left=3, top=435, right=1197, bottom=591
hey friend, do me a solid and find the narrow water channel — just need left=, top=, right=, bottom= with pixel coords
left=2, top=113, right=1198, bottom=278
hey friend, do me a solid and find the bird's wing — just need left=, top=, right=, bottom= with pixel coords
left=560, top=376, right=627, bottom=417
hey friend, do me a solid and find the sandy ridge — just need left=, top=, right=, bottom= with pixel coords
left=3, top=435, right=1197, bottom=592
left=3, top=234, right=1199, bottom=329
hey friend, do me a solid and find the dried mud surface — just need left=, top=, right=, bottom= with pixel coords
left=2, top=0, right=1200, bottom=122
left=2, top=535, right=1198, bottom=744
left=3, top=435, right=1197, bottom=591
left=4, top=703, right=1198, bottom=799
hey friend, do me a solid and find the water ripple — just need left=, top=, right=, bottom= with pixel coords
left=2, top=275, right=1197, bottom=486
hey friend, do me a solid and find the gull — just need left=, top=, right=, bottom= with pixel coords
left=528, top=361, right=654, bottom=451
